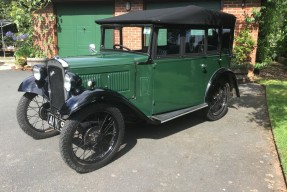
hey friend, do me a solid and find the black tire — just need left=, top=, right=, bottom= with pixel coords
left=16, top=93, right=59, bottom=139
left=206, top=81, right=230, bottom=121
left=59, top=103, right=125, bottom=173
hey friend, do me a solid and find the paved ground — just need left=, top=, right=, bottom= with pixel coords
left=0, top=62, right=14, bottom=70
left=0, top=70, right=286, bottom=192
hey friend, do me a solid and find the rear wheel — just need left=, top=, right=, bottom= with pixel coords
left=16, top=93, right=59, bottom=139
left=59, top=104, right=125, bottom=173
left=206, top=81, right=230, bottom=121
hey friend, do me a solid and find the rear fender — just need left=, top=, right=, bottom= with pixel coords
left=205, top=68, right=240, bottom=102
left=60, top=88, right=153, bottom=123
left=18, top=76, right=49, bottom=98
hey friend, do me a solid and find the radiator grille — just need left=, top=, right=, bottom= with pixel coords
left=47, top=62, right=65, bottom=112
left=108, top=71, right=130, bottom=92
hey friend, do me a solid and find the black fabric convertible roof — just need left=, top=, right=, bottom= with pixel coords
left=96, top=5, right=236, bottom=28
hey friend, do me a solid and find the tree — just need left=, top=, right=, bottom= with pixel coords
left=3, top=0, right=51, bottom=65
left=0, top=0, right=12, bottom=20
left=257, top=0, right=287, bottom=63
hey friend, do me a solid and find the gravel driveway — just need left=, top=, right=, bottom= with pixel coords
left=0, top=70, right=286, bottom=192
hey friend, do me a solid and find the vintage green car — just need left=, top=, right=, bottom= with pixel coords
left=17, top=5, right=239, bottom=173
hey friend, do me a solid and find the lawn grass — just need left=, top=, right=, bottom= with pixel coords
left=260, top=79, right=287, bottom=177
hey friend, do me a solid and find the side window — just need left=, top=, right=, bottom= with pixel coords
left=207, top=28, right=219, bottom=53
left=185, top=29, right=205, bottom=54
left=222, top=29, right=231, bottom=54
left=104, top=28, right=116, bottom=49
left=157, top=28, right=181, bottom=56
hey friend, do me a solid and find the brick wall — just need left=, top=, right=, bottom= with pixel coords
left=33, top=3, right=57, bottom=58
left=222, top=0, right=261, bottom=64
left=114, top=0, right=144, bottom=50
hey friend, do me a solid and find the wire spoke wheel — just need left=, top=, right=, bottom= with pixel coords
left=27, top=95, right=53, bottom=132
left=72, top=112, right=118, bottom=163
left=209, top=83, right=229, bottom=116
left=59, top=104, right=125, bottom=173
left=206, top=82, right=230, bottom=121
left=17, top=93, right=59, bottom=139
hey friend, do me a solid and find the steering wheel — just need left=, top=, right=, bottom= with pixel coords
left=113, top=44, right=131, bottom=51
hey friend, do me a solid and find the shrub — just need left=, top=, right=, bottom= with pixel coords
left=232, top=29, right=256, bottom=65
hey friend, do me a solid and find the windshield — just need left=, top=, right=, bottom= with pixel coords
left=101, top=26, right=152, bottom=54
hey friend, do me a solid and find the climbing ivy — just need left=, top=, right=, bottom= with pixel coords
left=34, top=13, right=56, bottom=57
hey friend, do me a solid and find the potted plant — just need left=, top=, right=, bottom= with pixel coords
left=4, top=31, right=30, bottom=69
left=27, top=46, right=48, bottom=67
left=231, top=28, right=256, bottom=82
left=14, top=44, right=31, bottom=69
left=230, top=10, right=259, bottom=82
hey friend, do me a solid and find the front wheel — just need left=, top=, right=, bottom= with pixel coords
left=16, top=93, right=59, bottom=139
left=59, top=104, right=125, bottom=173
left=205, top=81, right=230, bottom=121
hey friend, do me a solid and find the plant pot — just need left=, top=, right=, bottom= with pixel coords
left=15, top=56, right=27, bottom=66
left=232, top=67, right=249, bottom=75
left=14, top=65, right=24, bottom=70
left=27, top=58, right=48, bottom=67
left=230, top=64, right=249, bottom=83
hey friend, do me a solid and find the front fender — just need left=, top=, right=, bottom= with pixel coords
left=60, top=88, right=152, bottom=123
left=18, top=75, right=49, bottom=98
left=205, top=68, right=240, bottom=102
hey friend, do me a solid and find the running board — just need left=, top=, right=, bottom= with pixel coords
left=151, top=103, right=208, bottom=124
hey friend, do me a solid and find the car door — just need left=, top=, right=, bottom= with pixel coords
left=152, top=27, right=194, bottom=114
left=181, top=29, right=209, bottom=105
left=181, top=28, right=223, bottom=104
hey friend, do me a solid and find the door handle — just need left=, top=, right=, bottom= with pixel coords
left=201, top=64, right=207, bottom=69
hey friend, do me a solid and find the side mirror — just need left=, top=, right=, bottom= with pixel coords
left=89, top=44, right=96, bottom=54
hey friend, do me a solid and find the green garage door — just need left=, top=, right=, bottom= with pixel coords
left=146, top=1, right=221, bottom=10
left=56, top=3, right=113, bottom=57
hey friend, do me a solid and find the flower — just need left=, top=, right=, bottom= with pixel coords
left=12, top=35, right=17, bottom=41
left=5, top=31, right=14, bottom=37
left=21, top=34, right=29, bottom=40
left=8, top=33, right=29, bottom=41
left=16, top=34, right=29, bottom=41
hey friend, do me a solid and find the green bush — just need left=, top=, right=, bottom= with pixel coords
left=232, top=29, right=256, bottom=65
left=257, top=0, right=287, bottom=62
left=14, top=45, right=31, bottom=65
left=232, top=9, right=258, bottom=66
left=28, top=46, right=46, bottom=58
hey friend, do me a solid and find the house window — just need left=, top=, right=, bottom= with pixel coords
left=156, top=28, right=181, bottom=56
left=185, top=29, right=205, bottom=54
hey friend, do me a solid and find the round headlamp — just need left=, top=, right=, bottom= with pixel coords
left=33, top=65, right=46, bottom=81
left=64, top=73, right=72, bottom=92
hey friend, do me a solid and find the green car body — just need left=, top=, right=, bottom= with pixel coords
left=63, top=48, right=235, bottom=119
left=17, top=5, right=240, bottom=173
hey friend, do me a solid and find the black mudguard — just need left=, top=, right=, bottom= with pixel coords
left=205, top=68, right=240, bottom=102
left=18, top=76, right=49, bottom=98
left=60, top=88, right=153, bottom=123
